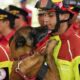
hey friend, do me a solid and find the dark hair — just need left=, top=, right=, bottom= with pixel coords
left=9, top=19, right=15, bottom=29
left=22, top=16, right=28, bottom=22
left=18, top=14, right=28, bottom=23
left=2, top=18, right=15, bottom=29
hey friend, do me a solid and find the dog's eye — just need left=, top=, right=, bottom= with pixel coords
left=26, top=37, right=33, bottom=47
left=15, top=36, right=26, bottom=49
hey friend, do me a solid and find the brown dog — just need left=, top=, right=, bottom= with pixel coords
left=9, top=27, right=60, bottom=80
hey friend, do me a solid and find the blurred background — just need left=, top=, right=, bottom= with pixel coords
left=0, top=0, right=39, bottom=27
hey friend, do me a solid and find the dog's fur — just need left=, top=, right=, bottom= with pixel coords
left=9, top=27, right=60, bottom=80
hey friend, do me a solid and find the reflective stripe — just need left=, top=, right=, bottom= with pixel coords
left=50, top=36, right=61, bottom=62
left=0, top=45, right=10, bottom=61
left=72, top=56, right=80, bottom=80
left=67, top=40, right=73, bottom=60
left=75, top=34, right=80, bottom=38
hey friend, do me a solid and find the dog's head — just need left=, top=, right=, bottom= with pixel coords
left=9, top=27, right=36, bottom=60
left=9, top=26, right=49, bottom=61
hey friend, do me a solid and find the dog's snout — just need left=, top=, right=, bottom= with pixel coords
left=15, top=36, right=26, bottom=49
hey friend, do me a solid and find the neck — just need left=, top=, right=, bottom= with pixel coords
left=51, top=22, right=68, bottom=35
left=58, top=22, right=69, bottom=35
left=2, top=26, right=12, bottom=37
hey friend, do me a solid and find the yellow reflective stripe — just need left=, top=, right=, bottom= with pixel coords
left=50, top=35, right=62, bottom=63
left=58, top=59, right=72, bottom=73
left=58, top=59, right=72, bottom=65
left=0, top=61, right=13, bottom=74
left=50, top=35, right=60, bottom=41
left=72, top=56, right=80, bottom=80
left=58, top=59, right=74, bottom=80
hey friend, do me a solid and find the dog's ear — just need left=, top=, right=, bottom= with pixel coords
left=15, top=36, right=26, bottom=49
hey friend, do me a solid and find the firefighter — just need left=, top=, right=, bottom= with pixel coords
left=19, top=0, right=32, bottom=26
left=35, top=1, right=49, bottom=27
left=38, top=0, right=80, bottom=80
left=72, top=6, right=80, bottom=35
left=5, top=5, right=28, bottom=30
left=38, top=9, right=48, bottom=27
left=0, top=9, right=18, bottom=80
left=71, top=6, right=80, bottom=80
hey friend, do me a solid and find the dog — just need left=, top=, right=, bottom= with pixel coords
left=9, top=26, right=60, bottom=80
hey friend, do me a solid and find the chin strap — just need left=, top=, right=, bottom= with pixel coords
left=51, top=11, right=73, bottom=34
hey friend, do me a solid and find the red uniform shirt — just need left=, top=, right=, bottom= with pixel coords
left=0, top=30, right=15, bottom=61
left=0, top=30, right=15, bottom=46
left=58, top=24, right=80, bottom=61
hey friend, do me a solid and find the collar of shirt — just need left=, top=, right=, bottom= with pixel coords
left=72, top=23, right=79, bottom=30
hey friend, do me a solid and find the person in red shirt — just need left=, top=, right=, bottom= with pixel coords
left=20, top=0, right=32, bottom=26
left=72, top=6, right=80, bottom=35
left=5, top=5, right=28, bottom=30
left=0, top=9, right=18, bottom=79
left=37, top=9, right=48, bottom=27
left=36, top=0, right=80, bottom=80
left=0, top=9, right=18, bottom=61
